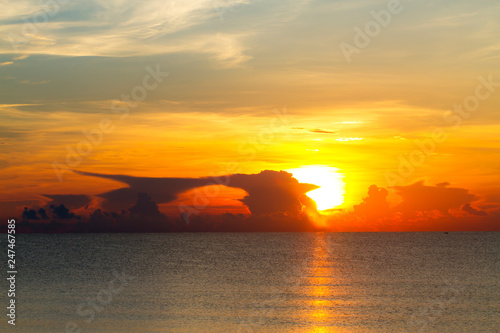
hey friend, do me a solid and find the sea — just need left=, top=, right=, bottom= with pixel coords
left=2, top=232, right=499, bottom=332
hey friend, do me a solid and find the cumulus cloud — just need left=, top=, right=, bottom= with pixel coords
left=22, top=207, right=39, bottom=220
left=129, top=192, right=163, bottom=216
left=328, top=181, right=495, bottom=231
left=38, top=208, right=49, bottom=219
left=348, top=181, right=486, bottom=221
left=7, top=171, right=498, bottom=233
left=83, top=192, right=313, bottom=233
left=353, top=185, right=391, bottom=219
left=49, top=204, right=79, bottom=220
left=228, top=170, right=318, bottom=215
left=75, top=169, right=317, bottom=216
left=17, top=191, right=306, bottom=233
left=393, top=181, right=478, bottom=216
left=87, top=193, right=170, bottom=232
left=21, top=204, right=78, bottom=221
left=461, top=203, right=487, bottom=216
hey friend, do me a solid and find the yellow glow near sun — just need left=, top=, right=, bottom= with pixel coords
left=288, top=166, right=345, bottom=211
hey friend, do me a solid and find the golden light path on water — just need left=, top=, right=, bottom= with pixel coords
left=300, top=233, right=341, bottom=332
left=288, top=166, right=345, bottom=211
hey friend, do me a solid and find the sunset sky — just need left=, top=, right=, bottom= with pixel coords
left=1, top=0, right=499, bottom=231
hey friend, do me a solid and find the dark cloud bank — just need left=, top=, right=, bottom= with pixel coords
left=2, top=171, right=499, bottom=233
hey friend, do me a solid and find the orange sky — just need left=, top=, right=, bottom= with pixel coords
left=1, top=0, right=499, bottom=231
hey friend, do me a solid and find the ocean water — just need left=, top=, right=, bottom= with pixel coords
left=2, top=232, right=499, bottom=332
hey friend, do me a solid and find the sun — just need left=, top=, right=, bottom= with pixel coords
left=288, top=166, right=345, bottom=211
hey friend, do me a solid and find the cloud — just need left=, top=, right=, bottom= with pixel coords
left=22, top=207, right=39, bottom=220
left=87, top=192, right=170, bottom=232
left=353, top=185, right=391, bottom=219
left=0, top=0, right=253, bottom=67
left=129, top=193, right=162, bottom=216
left=393, top=181, right=478, bottom=216
left=9, top=175, right=500, bottom=233
left=22, top=207, right=53, bottom=221
left=0, top=55, right=28, bottom=67
left=75, top=169, right=318, bottom=216
left=38, top=208, right=49, bottom=219
left=49, top=204, right=79, bottom=220
left=74, top=170, right=211, bottom=212
left=24, top=193, right=313, bottom=233
left=336, top=137, right=363, bottom=142
left=42, top=194, right=91, bottom=210
left=462, top=203, right=487, bottom=216
left=12, top=54, right=29, bottom=60
left=227, top=170, right=318, bottom=215
left=5, top=165, right=498, bottom=233
left=309, top=128, right=336, bottom=134
left=332, top=181, right=494, bottom=231
left=20, top=79, right=49, bottom=85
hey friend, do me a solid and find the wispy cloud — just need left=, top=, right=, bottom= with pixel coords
left=0, top=0, right=255, bottom=67
left=336, top=137, right=363, bottom=142
left=20, top=79, right=49, bottom=85
left=12, top=54, right=29, bottom=60
left=309, top=128, right=336, bottom=134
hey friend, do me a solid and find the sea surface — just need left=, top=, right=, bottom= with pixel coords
left=2, top=232, right=499, bottom=332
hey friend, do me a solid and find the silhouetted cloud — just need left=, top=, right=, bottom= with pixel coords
left=227, top=171, right=318, bottom=215
left=38, top=208, right=49, bottom=220
left=462, top=203, right=487, bottom=216
left=337, top=181, right=496, bottom=230
left=75, top=170, right=318, bottom=216
left=129, top=193, right=162, bottom=216
left=21, top=207, right=49, bottom=221
left=74, top=170, right=209, bottom=212
left=22, top=207, right=39, bottom=220
left=353, top=185, right=391, bottom=219
left=393, top=181, right=478, bottom=216
left=7, top=170, right=499, bottom=233
left=49, top=204, right=79, bottom=220
left=87, top=193, right=171, bottom=233
left=83, top=193, right=314, bottom=232
left=43, top=194, right=91, bottom=210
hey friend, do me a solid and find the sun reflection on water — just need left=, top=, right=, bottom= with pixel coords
left=302, top=233, right=341, bottom=333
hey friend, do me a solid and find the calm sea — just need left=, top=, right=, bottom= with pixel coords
left=2, top=232, right=499, bottom=332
